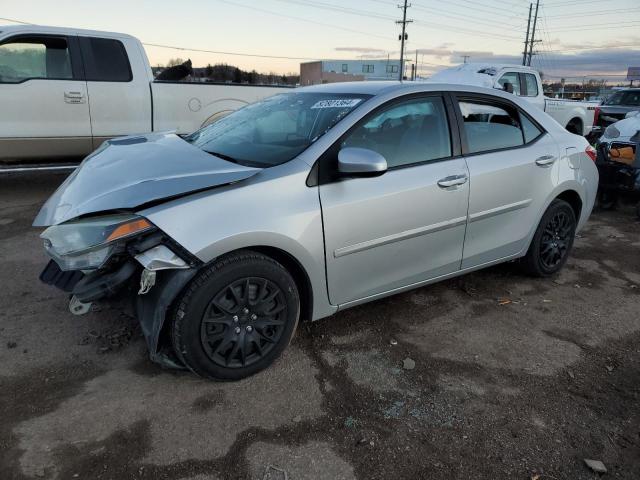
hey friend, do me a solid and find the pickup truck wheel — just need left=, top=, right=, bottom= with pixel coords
left=565, top=119, right=582, bottom=135
left=171, top=250, right=300, bottom=381
left=521, top=199, right=576, bottom=277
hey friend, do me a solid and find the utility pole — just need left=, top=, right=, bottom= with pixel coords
left=414, top=49, right=418, bottom=80
left=396, top=0, right=412, bottom=81
left=522, top=3, right=532, bottom=66
left=527, top=0, right=540, bottom=67
left=462, top=55, right=470, bottom=64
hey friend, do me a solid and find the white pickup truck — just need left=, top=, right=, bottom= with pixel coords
left=429, top=64, right=597, bottom=137
left=0, top=25, right=290, bottom=165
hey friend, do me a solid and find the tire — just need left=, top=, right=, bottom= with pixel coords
left=521, top=199, right=577, bottom=277
left=597, top=191, right=617, bottom=210
left=565, top=119, right=582, bottom=136
left=171, top=250, right=300, bottom=381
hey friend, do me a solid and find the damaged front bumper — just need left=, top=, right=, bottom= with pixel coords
left=39, top=235, right=201, bottom=369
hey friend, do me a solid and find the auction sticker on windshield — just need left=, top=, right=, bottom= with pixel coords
left=311, top=99, right=363, bottom=109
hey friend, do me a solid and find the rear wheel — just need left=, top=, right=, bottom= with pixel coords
left=521, top=199, right=577, bottom=277
left=565, top=119, right=583, bottom=135
left=171, top=250, right=300, bottom=380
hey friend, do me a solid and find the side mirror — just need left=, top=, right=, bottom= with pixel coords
left=503, top=82, right=514, bottom=94
left=338, top=147, right=387, bottom=176
left=625, top=110, right=639, bottom=119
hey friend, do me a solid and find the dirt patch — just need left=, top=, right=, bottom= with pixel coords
left=1, top=174, right=639, bottom=479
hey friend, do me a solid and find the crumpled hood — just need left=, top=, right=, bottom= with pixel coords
left=33, top=132, right=261, bottom=226
left=600, top=114, right=640, bottom=143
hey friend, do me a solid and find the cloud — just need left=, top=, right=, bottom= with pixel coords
left=447, top=48, right=640, bottom=79
left=334, top=44, right=640, bottom=81
left=334, top=47, right=387, bottom=54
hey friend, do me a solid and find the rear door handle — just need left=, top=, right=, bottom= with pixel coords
left=535, top=155, right=557, bottom=167
left=437, top=174, right=468, bottom=188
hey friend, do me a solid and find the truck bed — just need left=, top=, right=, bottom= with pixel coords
left=151, top=82, right=291, bottom=134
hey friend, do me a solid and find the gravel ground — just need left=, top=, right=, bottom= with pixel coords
left=1, top=173, right=639, bottom=480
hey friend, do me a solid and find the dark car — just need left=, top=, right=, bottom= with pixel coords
left=590, top=89, right=640, bottom=140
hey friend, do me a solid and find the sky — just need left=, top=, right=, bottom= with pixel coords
left=1, top=0, right=639, bottom=82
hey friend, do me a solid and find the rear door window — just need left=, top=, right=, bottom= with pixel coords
left=79, top=37, right=132, bottom=82
left=459, top=100, right=525, bottom=153
left=0, top=36, right=73, bottom=83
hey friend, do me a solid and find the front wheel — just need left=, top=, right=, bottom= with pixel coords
left=521, top=199, right=577, bottom=277
left=171, top=250, right=300, bottom=380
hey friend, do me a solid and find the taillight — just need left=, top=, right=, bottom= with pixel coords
left=585, top=145, right=597, bottom=162
left=593, top=106, right=600, bottom=127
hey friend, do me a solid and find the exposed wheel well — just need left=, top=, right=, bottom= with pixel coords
left=556, top=190, right=582, bottom=220
left=565, top=117, right=583, bottom=135
left=246, top=246, right=314, bottom=323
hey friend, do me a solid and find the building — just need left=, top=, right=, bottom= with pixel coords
left=300, top=59, right=402, bottom=85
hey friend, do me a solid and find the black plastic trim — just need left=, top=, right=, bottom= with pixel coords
left=73, top=261, right=137, bottom=303
left=39, top=259, right=84, bottom=292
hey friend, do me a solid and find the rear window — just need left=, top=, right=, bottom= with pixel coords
left=79, top=37, right=132, bottom=82
left=523, top=73, right=538, bottom=97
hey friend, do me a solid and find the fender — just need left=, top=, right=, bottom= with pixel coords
left=519, top=180, right=587, bottom=258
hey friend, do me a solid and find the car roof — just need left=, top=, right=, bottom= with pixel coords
left=296, top=80, right=517, bottom=99
left=0, top=24, right=134, bottom=39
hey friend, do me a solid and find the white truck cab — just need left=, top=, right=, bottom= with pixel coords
left=429, top=64, right=596, bottom=137
left=0, top=25, right=290, bottom=165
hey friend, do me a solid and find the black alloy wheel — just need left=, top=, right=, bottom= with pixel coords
left=522, top=199, right=577, bottom=277
left=171, top=250, right=300, bottom=380
left=200, top=277, right=287, bottom=369
left=539, top=210, right=573, bottom=270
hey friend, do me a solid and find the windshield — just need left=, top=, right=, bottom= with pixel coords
left=187, top=92, right=370, bottom=167
left=605, top=91, right=640, bottom=107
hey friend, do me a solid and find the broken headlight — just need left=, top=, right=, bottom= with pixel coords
left=41, top=214, right=155, bottom=271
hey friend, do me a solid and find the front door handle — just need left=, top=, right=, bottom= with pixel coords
left=535, top=155, right=557, bottom=167
left=437, top=174, right=468, bottom=188
left=64, top=91, right=86, bottom=104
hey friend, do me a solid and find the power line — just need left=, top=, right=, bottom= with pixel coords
left=0, top=16, right=30, bottom=24
left=143, top=43, right=319, bottom=61
left=217, top=0, right=394, bottom=41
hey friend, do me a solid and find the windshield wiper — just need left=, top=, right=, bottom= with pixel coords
left=204, top=151, right=265, bottom=169
left=204, top=150, right=240, bottom=163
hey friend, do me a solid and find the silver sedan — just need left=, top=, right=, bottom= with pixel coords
left=35, top=81, right=599, bottom=380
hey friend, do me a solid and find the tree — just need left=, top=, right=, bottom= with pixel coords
left=166, top=57, right=185, bottom=67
